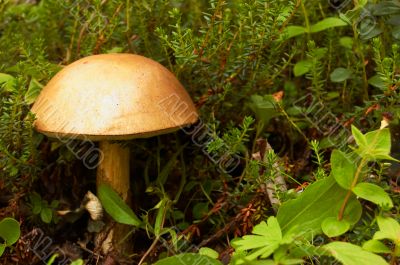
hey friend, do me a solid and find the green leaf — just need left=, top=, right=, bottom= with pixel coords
left=40, top=208, right=53, bottom=223
left=70, top=259, right=84, bottom=265
left=46, top=253, right=58, bottom=265
left=282, top=26, right=306, bottom=39
left=0, top=244, right=5, bottom=257
left=107, top=47, right=124, bottom=53
left=231, top=217, right=282, bottom=261
left=192, top=202, right=209, bottom=220
left=359, top=22, right=383, bottom=40
left=30, top=193, right=42, bottom=215
left=323, top=242, right=388, bottom=265
left=98, top=184, right=142, bottom=226
left=362, top=128, right=395, bottom=160
left=253, top=217, right=282, bottom=239
left=372, top=1, right=400, bottom=16
left=248, top=95, right=280, bottom=126
left=309, top=17, right=348, bottom=33
left=154, top=198, right=168, bottom=237
left=280, top=259, right=305, bottom=265
left=330, top=68, right=353, bottom=82
left=0, top=73, right=16, bottom=92
left=362, top=240, right=391, bottom=254
left=331, top=150, right=356, bottom=190
left=154, top=253, right=222, bottom=265
left=374, top=216, right=400, bottom=242
left=294, top=60, right=312, bottom=77
left=341, top=197, right=362, bottom=225
left=0, top=218, right=20, bottom=246
left=25, top=78, right=43, bottom=104
left=368, top=75, right=387, bottom=89
left=321, top=217, right=350, bottom=237
left=351, top=125, right=367, bottom=149
left=353, top=183, right=393, bottom=208
left=277, top=176, right=360, bottom=237
left=199, top=247, right=219, bottom=259
left=353, top=127, right=396, bottom=161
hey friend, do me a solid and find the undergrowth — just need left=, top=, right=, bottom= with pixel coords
left=0, top=0, right=399, bottom=264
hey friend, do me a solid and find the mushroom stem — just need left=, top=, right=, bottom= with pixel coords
left=97, top=141, right=131, bottom=253
left=97, top=141, right=130, bottom=201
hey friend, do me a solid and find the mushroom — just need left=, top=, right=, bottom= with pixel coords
left=31, top=53, right=198, bottom=252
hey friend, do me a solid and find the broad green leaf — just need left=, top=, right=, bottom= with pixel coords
left=192, top=202, right=208, bottom=220
left=154, top=253, right=222, bottom=265
left=294, top=60, right=312, bottom=77
left=331, top=150, right=356, bottom=189
left=362, top=128, right=395, bottom=160
left=277, top=176, right=360, bottom=237
left=25, top=78, right=43, bottom=104
left=353, top=127, right=396, bottom=161
left=98, top=184, right=142, bottom=226
left=323, top=242, right=388, bottom=265
left=0, top=218, right=20, bottom=245
left=282, top=26, right=306, bottom=39
left=248, top=95, right=280, bottom=126
left=253, top=217, right=281, bottom=239
left=231, top=217, right=282, bottom=261
left=362, top=240, right=391, bottom=254
left=368, top=75, right=387, bottom=89
left=372, top=1, right=400, bottom=16
left=351, top=125, right=367, bottom=149
left=322, top=217, right=350, bottom=237
left=0, top=73, right=16, bottom=92
left=359, top=22, right=383, bottom=40
left=330, top=68, right=353, bottom=82
left=353, top=183, right=393, bottom=208
left=374, top=216, right=400, bottom=242
left=199, top=247, right=219, bottom=259
left=40, top=208, right=53, bottom=224
left=0, top=244, right=5, bottom=257
left=309, top=17, right=348, bottom=33
left=341, top=197, right=362, bottom=225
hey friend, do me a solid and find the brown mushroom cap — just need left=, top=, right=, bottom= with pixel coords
left=31, top=54, right=198, bottom=140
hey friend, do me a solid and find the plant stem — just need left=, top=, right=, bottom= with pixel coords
left=300, top=0, right=310, bottom=34
left=390, top=244, right=399, bottom=265
left=338, top=157, right=366, bottom=220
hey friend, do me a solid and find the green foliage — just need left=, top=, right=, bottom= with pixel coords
left=277, top=176, right=361, bottom=237
left=363, top=216, right=400, bottom=260
left=154, top=253, right=222, bottom=265
left=322, top=241, right=388, bottom=265
left=0, top=217, right=20, bottom=257
left=1, top=0, right=400, bottom=264
left=29, top=192, right=59, bottom=224
left=231, top=216, right=307, bottom=264
left=98, top=184, right=142, bottom=227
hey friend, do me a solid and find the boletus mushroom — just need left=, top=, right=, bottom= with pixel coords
left=31, top=53, right=198, bottom=253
